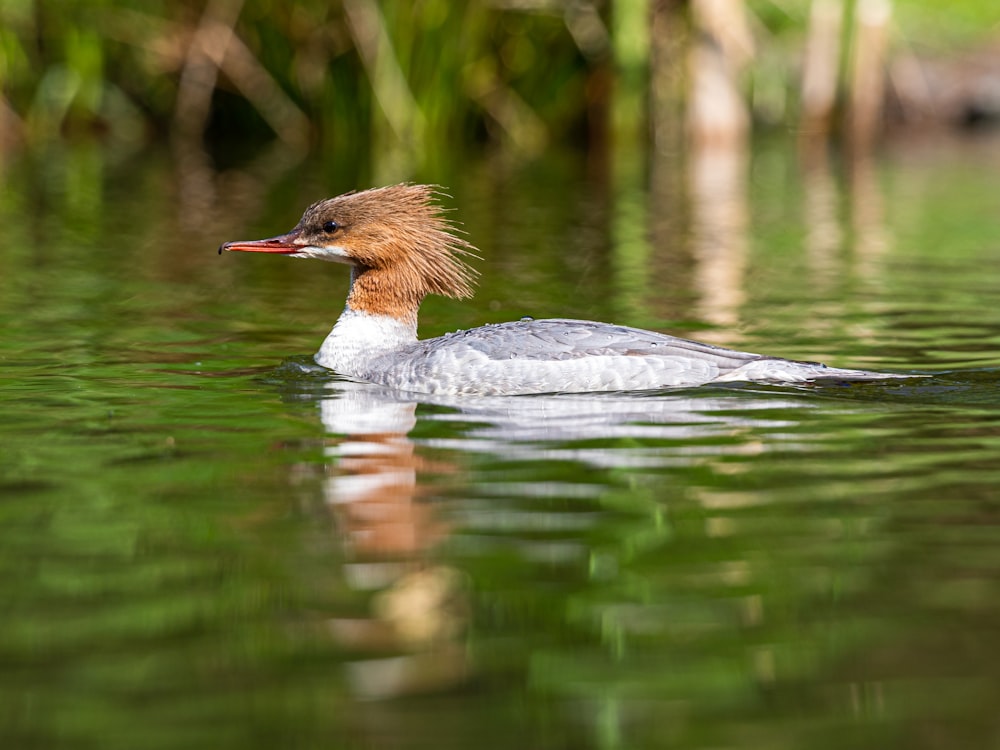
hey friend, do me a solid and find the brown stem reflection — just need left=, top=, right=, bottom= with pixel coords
left=688, top=143, right=749, bottom=341
left=801, top=147, right=843, bottom=296
left=849, top=155, right=891, bottom=297
left=799, top=136, right=891, bottom=348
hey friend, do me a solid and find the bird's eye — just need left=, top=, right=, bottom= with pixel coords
left=322, top=220, right=340, bottom=233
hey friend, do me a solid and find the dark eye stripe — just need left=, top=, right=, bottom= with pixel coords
left=322, top=220, right=340, bottom=233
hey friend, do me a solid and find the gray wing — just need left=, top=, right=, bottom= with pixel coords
left=417, top=318, right=768, bottom=374
left=374, top=319, right=901, bottom=394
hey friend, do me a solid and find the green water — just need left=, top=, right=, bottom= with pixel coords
left=2, top=135, right=1000, bottom=749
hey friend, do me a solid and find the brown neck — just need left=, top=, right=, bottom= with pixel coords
left=345, top=266, right=422, bottom=328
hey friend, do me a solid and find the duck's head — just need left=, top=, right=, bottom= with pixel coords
left=220, top=184, right=479, bottom=307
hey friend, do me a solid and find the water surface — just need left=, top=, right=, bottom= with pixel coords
left=2, top=136, right=1000, bottom=749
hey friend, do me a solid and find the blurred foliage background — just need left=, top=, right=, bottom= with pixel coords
left=1, top=0, right=998, bottom=161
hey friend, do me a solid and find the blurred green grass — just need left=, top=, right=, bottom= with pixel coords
left=0, top=0, right=997, bottom=154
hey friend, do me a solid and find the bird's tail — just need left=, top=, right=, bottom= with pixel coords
left=716, top=358, right=922, bottom=384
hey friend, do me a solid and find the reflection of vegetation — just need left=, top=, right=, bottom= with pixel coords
left=3, top=93, right=1000, bottom=748
left=1, top=0, right=996, bottom=152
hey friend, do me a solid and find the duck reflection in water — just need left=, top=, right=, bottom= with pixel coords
left=305, top=378, right=839, bottom=700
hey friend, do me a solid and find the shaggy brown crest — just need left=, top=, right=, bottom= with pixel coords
left=221, top=184, right=479, bottom=324
left=297, top=184, right=478, bottom=320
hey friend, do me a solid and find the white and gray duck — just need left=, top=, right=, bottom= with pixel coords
left=220, top=184, right=912, bottom=396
